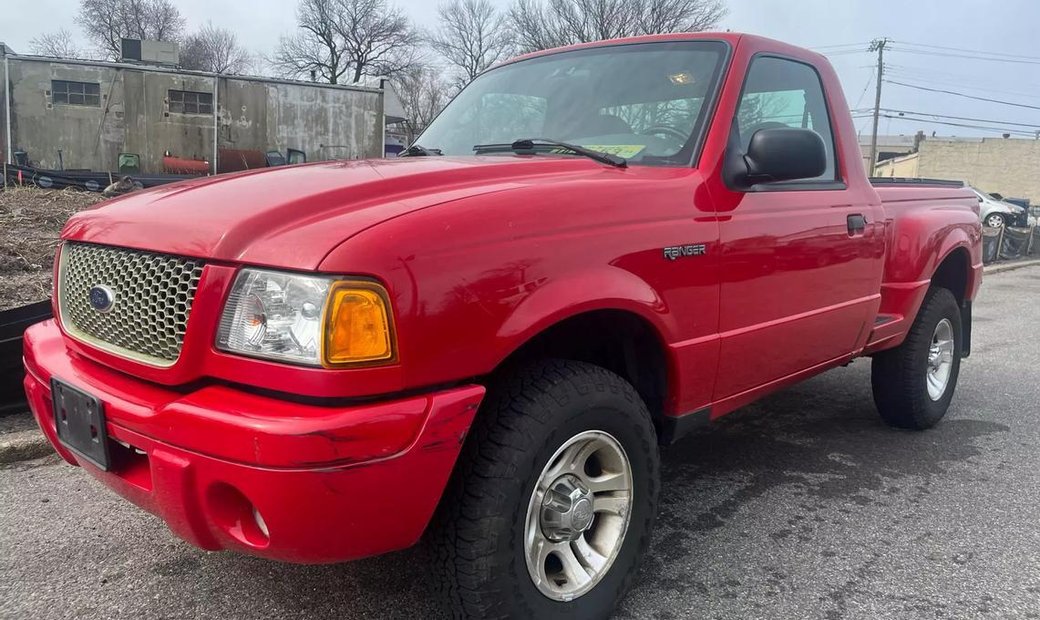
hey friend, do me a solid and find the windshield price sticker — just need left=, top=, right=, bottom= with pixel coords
left=550, top=145, right=647, bottom=159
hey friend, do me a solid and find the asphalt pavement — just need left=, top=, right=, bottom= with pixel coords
left=2, top=265, right=1039, bottom=620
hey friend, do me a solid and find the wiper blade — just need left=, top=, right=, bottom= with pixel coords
left=473, top=138, right=627, bottom=168
left=399, top=144, right=442, bottom=157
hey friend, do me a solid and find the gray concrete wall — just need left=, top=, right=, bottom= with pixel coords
left=917, top=138, right=1040, bottom=203
left=262, top=81, right=383, bottom=162
left=2, top=55, right=383, bottom=173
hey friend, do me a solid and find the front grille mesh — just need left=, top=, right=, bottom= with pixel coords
left=58, top=242, right=205, bottom=365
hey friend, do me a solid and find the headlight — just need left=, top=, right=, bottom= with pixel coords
left=216, top=268, right=395, bottom=367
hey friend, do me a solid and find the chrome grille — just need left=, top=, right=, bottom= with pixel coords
left=58, top=242, right=205, bottom=365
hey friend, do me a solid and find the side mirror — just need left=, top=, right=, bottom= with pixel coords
left=733, top=127, right=827, bottom=188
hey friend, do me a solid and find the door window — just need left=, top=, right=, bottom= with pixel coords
left=736, top=57, right=838, bottom=181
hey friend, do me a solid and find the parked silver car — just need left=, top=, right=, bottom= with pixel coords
left=971, top=187, right=1027, bottom=228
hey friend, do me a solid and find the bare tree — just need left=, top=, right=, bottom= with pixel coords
left=429, top=0, right=509, bottom=87
left=271, top=0, right=349, bottom=83
left=180, top=23, right=252, bottom=73
left=272, top=0, right=420, bottom=84
left=78, top=0, right=186, bottom=60
left=339, top=0, right=420, bottom=82
left=639, top=0, right=726, bottom=34
left=29, top=29, right=82, bottom=58
left=393, top=64, right=448, bottom=143
left=509, top=0, right=727, bottom=53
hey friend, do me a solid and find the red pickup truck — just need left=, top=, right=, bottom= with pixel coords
left=24, top=33, right=981, bottom=618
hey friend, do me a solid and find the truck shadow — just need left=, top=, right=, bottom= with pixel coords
left=199, top=363, right=1007, bottom=619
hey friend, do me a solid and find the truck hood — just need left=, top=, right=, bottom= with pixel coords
left=62, top=157, right=607, bottom=270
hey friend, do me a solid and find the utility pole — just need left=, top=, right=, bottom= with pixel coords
left=867, top=38, right=888, bottom=177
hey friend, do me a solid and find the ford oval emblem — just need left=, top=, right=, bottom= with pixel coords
left=88, top=285, right=115, bottom=313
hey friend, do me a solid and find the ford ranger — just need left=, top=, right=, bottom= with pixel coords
left=23, top=33, right=982, bottom=619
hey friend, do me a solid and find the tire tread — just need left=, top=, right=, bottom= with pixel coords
left=872, top=287, right=961, bottom=430
left=428, top=359, right=658, bottom=619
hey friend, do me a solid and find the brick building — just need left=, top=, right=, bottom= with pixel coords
left=872, top=137, right=1040, bottom=203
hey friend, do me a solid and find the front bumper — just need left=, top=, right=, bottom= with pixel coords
left=23, top=320, right=485, bottom=564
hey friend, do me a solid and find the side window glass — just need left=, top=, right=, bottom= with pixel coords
left=736, top=57, right=838, bottom=181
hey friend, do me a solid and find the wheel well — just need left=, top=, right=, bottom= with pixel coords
left=492, top=310, right=669, bottom=425
left=932, top=248, right=969, bottom=304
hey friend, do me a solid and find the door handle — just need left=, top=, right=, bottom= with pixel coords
left=847, top=214, right=867, bottom=235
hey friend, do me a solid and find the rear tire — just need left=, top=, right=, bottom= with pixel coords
left=429, top=359, right=659, bottom=620
left=871, top=287, right=962, bottom=430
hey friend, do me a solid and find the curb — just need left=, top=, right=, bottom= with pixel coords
left=0, top=428, right=52, bottom=465
left=984, top=259, right=1040, bottom=275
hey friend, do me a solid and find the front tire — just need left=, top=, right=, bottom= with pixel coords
left=984, top=213, right=1006, bottom=228
left=871, top=287, right=962, bottom=429
left=429, top=360, right=659, bottom=619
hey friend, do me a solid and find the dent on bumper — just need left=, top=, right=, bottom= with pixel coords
left=23, top=320, right=485, bottom=564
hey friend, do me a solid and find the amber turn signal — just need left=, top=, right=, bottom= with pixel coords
left=322, top=282, right=396, bottom=366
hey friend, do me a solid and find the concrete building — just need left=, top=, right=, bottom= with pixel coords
left=858, top=134, right=919, bottom=173
left=873, top=137, right=1040, bottom=203
left=871, top=151, right=920, bottom=177
left=2, top=43, right=391, bottom=174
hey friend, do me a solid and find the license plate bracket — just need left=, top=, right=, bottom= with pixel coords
left=52, top=378, right=110, bottom=470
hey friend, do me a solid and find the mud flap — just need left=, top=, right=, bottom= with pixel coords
left=960, top=301, right=972, bottom=358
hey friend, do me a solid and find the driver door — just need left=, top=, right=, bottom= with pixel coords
left=713, top=55, right=882, bottom=400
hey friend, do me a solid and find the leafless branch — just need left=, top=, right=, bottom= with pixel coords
left=78, top=0, right=186, bottom=60
left=429, top=0, right=510, bottom=87
left=392, top=64, right=450, bottom=143
left=28, top=29, right=82, bottom=58
left=508, top=0, right=727, bottom=53
left=272, top=0, right=420, bottom=84
left=180, top=23, right=253, bottom=74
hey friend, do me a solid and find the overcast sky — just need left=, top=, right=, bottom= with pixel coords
left=3, top=0, right=1038, bottom=139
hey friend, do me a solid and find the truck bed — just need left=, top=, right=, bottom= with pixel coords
left=871, top=177, right=977, bottom=206
left=864, top=178, right=981, bottom=356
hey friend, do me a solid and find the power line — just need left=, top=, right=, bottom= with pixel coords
left=851, top=68, right=876, bottom=110
left=884, top=68, right=1040, bottom=99
left=877, top=108, right=1040, bottom=129
left=887, top=46, right=1040, bottom=66
left=884, top=62, right=1040, bottom=84
left=810, top=42, right=872, bottom=51
left=849, top=115, right=1037, bottom=137
left=891, top=40, right=1040, bottom=62
left=850, top=113, right=1039, bottom=137
left=822, top=49, right=870, bottom=57
left=882, top=116, right=1036, bottom=137
left=875, top=113, right=1038, bottom=135
left=883, top=80, right=1040, bottom=111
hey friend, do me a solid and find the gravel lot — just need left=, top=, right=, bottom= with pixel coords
left=2, top=266, right=1038, bottom=620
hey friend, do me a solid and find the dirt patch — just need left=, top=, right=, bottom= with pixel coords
left=0, top=187, right=106, bottom=311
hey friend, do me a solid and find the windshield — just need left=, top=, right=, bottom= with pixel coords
left=414, top=41, right=728, bottom=167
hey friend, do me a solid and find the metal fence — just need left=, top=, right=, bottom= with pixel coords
left=2, top=163, right=193, bottom=192
left=982, top=225, right=1040, bottom=264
